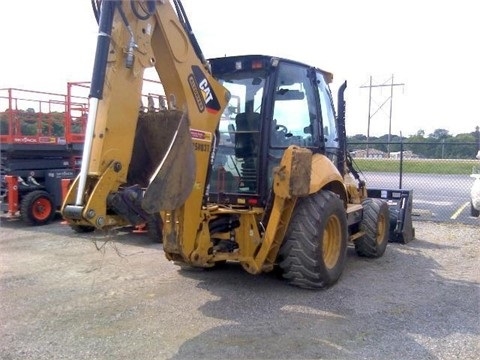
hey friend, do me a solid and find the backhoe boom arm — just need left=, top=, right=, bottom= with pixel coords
left=62, top=0, right=229, bottom=231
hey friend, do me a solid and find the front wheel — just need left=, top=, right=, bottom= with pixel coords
left=278, top=190, right=348, bottom=289
left=20, top=190, right=55, bottom=226
left=355, top=198, right=389, bottom=258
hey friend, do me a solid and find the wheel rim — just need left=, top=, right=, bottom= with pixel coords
left=323, top=214, right=342, bottom=269
left=376, top=212, right=387, bottom=245
left=32, top=197, right=52, bottom=221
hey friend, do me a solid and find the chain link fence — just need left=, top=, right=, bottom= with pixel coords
left=348, top=141, right=479, bottom=225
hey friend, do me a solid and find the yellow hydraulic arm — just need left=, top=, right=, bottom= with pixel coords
left=62, top=1, right=229, bottom=231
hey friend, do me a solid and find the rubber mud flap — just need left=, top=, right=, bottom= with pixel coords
left=139, top=111, right=196, bottom=213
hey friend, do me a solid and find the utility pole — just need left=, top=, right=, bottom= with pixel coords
left=366, top=76, right=372, bottom=157
left=360, top=75, right=405, bottom=158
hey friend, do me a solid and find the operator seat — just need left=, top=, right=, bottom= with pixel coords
left=234, top=111, right=260, bottom=191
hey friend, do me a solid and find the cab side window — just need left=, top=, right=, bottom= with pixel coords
left=317, top=72, right=338, bottom=149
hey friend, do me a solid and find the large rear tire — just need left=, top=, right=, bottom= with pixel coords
left=278, top=190, right=348, bottom=289
left=20, top=190, right=55, bottom=226
left=355, top=198, right=389, bottom=258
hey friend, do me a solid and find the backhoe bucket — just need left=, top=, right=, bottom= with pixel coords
left=127, top=110, right=195, bottom=213
left=367, top=188, right=415, bottom=244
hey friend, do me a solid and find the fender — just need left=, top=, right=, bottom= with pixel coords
left=310, top=153, right=347, bottom=203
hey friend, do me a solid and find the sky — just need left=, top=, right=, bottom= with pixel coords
left=1, top=0, right=479, bottom=137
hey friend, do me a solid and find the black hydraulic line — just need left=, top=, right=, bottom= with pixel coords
left=91, top=0, right=100, bottom=24
left=130, top=0, right=156, bottom=20
left=89, top=0, right=116, bottom=99
left=172, top=0, right=188, bottom=28
left=173, top=0, right=208, bottom=67
left=146, top=1, right=156, bottom=14
left=117, top=2, right=130, bottom=28
left=347, top=152, right=362, bottom=181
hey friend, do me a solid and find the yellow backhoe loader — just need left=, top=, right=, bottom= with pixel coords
left=62, top=0, right=414, bottom=289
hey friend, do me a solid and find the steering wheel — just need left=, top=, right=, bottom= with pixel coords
left=272, top=121, right=290, bottom=146
left=276, top=124, right=288, bottom=134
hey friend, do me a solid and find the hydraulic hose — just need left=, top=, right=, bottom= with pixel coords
left=91, top=0, right=101, bottom=24
left=75, top=0, right=116, bottom=206
left=130, top=0, right=156, bottom=20
left=173, top=0, right=208, bottom=68
left=89, top=1, right=115, bottom=99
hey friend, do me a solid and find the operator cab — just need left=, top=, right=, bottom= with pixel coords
left=207, top=55, right=340, bottom=206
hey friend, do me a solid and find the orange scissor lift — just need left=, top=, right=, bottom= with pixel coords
left=0, top=82, right=88, bottom=225
left=1, top=79, right=166, bottom=228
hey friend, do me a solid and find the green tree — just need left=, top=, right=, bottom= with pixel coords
left=406, top=133, right=434, bottom=158
left=445, top=133, right=476, bottom=159
left=429, top=128, right=451, bottom=140
left=416, top=129, right=425, bottom=137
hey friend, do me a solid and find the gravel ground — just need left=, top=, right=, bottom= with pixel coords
left=0, top=218, right=479, bottom=360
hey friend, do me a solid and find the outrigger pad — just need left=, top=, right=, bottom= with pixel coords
left=127, top=110, right=195, bottom=213
left=367, top=188, right=415, bottom=244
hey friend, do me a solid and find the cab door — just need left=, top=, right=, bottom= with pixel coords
left=265, top=61, right=321, bottom=184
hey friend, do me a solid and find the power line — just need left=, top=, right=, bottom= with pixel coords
left=360, top=75, right=405, bottom=157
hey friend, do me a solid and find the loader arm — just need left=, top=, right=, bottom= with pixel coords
left=62, top=0, right=229, bottom=237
